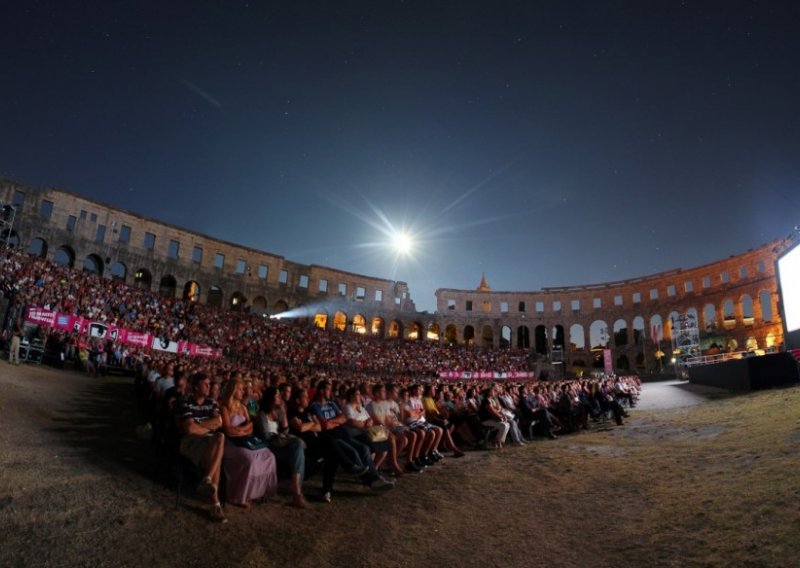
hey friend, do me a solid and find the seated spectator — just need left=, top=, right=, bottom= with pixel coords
left=310, top=380, right=394, bottom=494
left=287, top=388, right=340, bottom=503
left=219, top=379, right=278, bottom=508
left=257, top=386, right=308, bottom=508
left=401, top=385, right=443, bottom=466
left=342, top=387, right=400, bottom=476
left=177, top=372, right=227, bottom=522
left=479, top=385, right=510, bottom=449
left=421, top=384, right=465, bottom=457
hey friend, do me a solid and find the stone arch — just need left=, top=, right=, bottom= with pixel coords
left=666, top=311, right=680, bottom=340
left=590, top=320, right=608, bottom=349
left=650, top=314, right=664, bottom=343
left=500, top=325, right=512, bottom=348
left=183, top=280, right=201, bottom=302
left=534, top=325, right=548, bottom=354
left=444, top=324, right=458, bottom=344
left=552, top=325, right=565, bottom=349
left=703, top=304, right=717, bottom=332
left=83, top=254, right=104, bottom=275
left=616, top=354, right=630, bottom=370
left=0, top=229, right=20, bottom=248
left=135, top=268, right=153, bottom=290
left=635, top=351, right=645, bottom=369
left=159, top=275, right=177, bottom=298
left=722, top=299, right=735, bottom=328
left=251, top=295, right=267, bottom=309
left=745, top=336, right=758, bottom=351
left=273, top=299, right=289, bottom=314
left=516, top=325, right=530, bottom=349
left=427, top=323, right=441, bottom=341
left=53, top=245, right=75, bottom=267
left=481, top=325, right=494, bottom=348
left=741, top=294, right=754, bottom=325
left=110, top=261, right=127, bottom=281
left=207, top=286, right=223, bottom=308
left=352, top=314, right=367, bottom=334
left=633, top=316, right=645, bottom=345
left=371, top=316, right=384, bottom=337
left=314, top=312, right=328, bottom=329
left=230, top=291, right=246, bottom=310
left=27, top=237, right=48, bottom=258
left=613, top=318, right=628, bottom=346
left=407, top=321, right=422, bottom=340
left=333, top=311, right=347, bottom=331
left=463, top=325, right=475, bottom=346
left=765, top=333, right=776, bottom=349
left=759, top=291, right=773, bottom=322
left=569, top=323, right=585, bottom=351
left=388, top=320, right=403, bottom=339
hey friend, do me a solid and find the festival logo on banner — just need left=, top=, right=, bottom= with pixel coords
left=89, top=322, right=108, bottom=339
left=123, top=332, right=150, bottom=347
left=26, top=307, right=56, bottom=327
left=152, top=336, right=179, bottom=353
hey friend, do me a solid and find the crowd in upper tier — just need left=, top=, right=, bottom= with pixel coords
left=0, top=246, right=641, bottom=523
left=0, top=247, right=530, bottom=376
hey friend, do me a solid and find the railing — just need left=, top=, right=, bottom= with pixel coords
left=683, top=351, right=750, bottom=367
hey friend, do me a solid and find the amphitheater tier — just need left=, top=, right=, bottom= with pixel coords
left=1, top=178, right=788, bottom=374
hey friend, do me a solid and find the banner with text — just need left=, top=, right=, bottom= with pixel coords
left=25, top=306, right=222, bottom=359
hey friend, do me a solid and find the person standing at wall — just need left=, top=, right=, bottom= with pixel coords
left=8, top=322, right=21, bottom=365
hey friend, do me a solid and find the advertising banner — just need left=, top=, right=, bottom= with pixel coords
left=25, top=306, right=220, bottom=359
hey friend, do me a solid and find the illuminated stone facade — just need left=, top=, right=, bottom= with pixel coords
left=435, top=243, right=787, bottom=372
left=0, top=178, right=418, bottom=337
left=1, top=177, right=788, bottom=373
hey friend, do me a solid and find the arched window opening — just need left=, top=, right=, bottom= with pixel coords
left=569, top=323, right=585, bottom=351
left=371, top=317, right=384, bottom=337
left=613, top=319, right=628, bottom=346
left=500, top=325, right=512, bottom=348
left=135, top=268, right=153, bottom=291
left=207, top=286, right=223, bottom=308
left=333, top=311, right=347, bottom=332
left=463, top=325, right=475, bottom=346
left=110, top=261, right=127, bottom=281
left=27, top=237, right=48, bottom=258
left=159, top=275, right=177, bottom=298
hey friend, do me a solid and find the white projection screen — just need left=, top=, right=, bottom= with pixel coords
left=777, top=240, right=800, bottom=350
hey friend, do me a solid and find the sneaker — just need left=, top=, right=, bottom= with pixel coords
left=320, top=491, right=332, bottom=503
left=423, top=456, right=437, bottom=466
left=413, top=458, right=427, bottom=469
left=433, top=450, right=445, bottom=460
left=346, top=464, right=370, bottom=477
left=405, top=462, right=423, bottom=473
left=369, top=478, right=395, bottom=492
left=197, top=476, right=216, bottom=498
left=209, top=504, right=227, bottom=523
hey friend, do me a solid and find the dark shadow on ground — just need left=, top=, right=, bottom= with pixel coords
left=41, top=376, right=153, bottom=479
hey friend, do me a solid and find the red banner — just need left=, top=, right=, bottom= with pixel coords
left=25, top=306, right=221, bottom=359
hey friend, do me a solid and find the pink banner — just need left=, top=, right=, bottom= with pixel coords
left=25, top=306, right=220, bottom=359
left=603, top=348, right=613, bottom=375
left=438, top=371, right=535, bottom=380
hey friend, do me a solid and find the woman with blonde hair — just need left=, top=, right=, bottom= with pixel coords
left=220, top=379, right=278, bottom=508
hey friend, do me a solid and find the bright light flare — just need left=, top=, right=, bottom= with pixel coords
left=392, top=231, right=414, bottom=255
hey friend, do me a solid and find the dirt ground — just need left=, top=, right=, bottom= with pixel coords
left=1, top=363, right=799, bottom=568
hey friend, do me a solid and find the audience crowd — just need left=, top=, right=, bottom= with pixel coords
left=1, top=247, right=641, bottom=523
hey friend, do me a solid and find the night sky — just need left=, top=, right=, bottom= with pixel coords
left=2, top=1, right=799, bottom=312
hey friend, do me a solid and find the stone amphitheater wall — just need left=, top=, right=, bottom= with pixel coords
left=1, top=178, right=789, bottom=373
left=0, top=179, right=418, bottom=336
left=434, top=242, right=787, bottom=372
